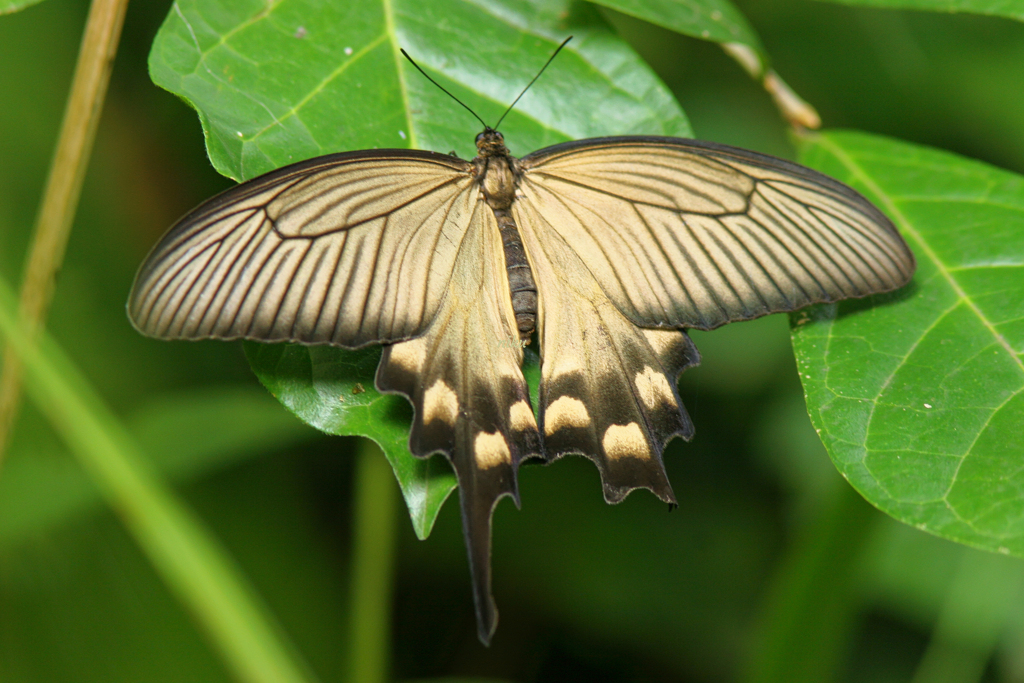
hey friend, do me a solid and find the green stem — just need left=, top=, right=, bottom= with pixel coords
left=0, top=0, right=130, bottom=464
left=0, top=276, right=317, bottom=683
left=348, top=440, right=398, bottom=683
left=744, top=480, right=877, bottom=683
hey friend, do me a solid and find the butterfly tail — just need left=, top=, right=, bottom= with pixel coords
left=378, top=333, right=539, bottom=645
left=453, top=411, right=519, bottom=645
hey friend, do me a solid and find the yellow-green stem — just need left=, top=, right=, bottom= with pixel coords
left=0, top=0, right=129, bottom=463
left=910, top=550, right=1023, bottom=683
left=744, top=479, right=877, bottom=683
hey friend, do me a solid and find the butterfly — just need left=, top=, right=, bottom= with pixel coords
left=128, top=46, right=915, bottom=645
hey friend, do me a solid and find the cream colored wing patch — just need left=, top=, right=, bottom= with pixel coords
left=603, top=423, right=651, bottom=461
left=635, top=366, right=678, bottom=411
left=544, top=396, right=591, bottom=435
left=509, top=400, right=538, bottom=432
left=423, top=379, right=459, bottom=426
left=475, top=432, right=513, bottom=469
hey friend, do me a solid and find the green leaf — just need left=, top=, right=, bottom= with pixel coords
left=810, top=0, right=1024, bottom=22
left=149, top=0, right=691, bottom=183
left=243, top=342, right=456, bottom=540
left=150, top=0, right=690, bottom=537
left=589, top=0, right=766, bottom=58
left=242, top=342, right=542, bottom=540
left=0, top=0, right=46, bottom=14
left=792, top=130, right=1024, bottom=558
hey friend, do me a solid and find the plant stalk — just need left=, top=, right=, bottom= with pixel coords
left=744, top=479, right=877, bottom=683
left=0, top=0, right=129, bottom=463
left=910, top=550, right=1023, bottom=683
left=0, top=275, right=317, bottom=683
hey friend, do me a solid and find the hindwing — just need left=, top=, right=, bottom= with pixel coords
left=377, top=197, right=539, bottom=644
left=515, top=196, right=699, bottom=504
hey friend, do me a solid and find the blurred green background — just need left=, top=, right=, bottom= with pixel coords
left=1, top=0, right=1023, bottom=681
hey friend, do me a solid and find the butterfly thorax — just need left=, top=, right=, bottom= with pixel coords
left=473, top=128, right=536, bottom=340
left=473, top=128, right=518, bottom=209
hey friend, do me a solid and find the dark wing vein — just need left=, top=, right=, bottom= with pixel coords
left=525, top=170, right=742, bottom=215
left=673, top=216, right=735, bottom=324
left=756, top=189, right=857, bottom=294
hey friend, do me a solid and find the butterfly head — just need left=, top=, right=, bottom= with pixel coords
left=475, top=128, right=509, bottom=158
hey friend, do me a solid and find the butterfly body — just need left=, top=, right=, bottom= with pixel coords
left=472, top=128, right=538, bottom=338
left=129, top=131, right=914, bottom=645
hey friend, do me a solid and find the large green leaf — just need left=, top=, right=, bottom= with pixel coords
left=149, top=0, right=691, bottom=538
left=242, top=342, right=457, bottom=540
left=812, top=0, right=1024, bottom=22
left=793, top=130, right=1024, bottom=557
left=149, top=0, right=691, bottom=181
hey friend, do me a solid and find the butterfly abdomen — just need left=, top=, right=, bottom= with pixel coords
left=494, top=209, right=537, bottom=339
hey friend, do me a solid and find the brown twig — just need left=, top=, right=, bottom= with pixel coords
left=0, top=0, right=131, bottom=464
left=721, top=42, right=821, bottom=131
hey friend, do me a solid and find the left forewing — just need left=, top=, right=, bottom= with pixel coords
left=128, top=152, right=474, bottom=347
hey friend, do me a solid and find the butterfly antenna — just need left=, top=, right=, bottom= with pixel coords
left=400, top=48, right=488, bottom=130
left=493, top=36, right=573, bottom=130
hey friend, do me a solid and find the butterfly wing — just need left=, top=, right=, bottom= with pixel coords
left=129, top=134, right=916, bottom=646
left=518, top=136, right=915, bottom=331
left=129, top=148, right=540, bottom=645
left=514, top=136, right=914, bottom=499
left=129, top=150, right=477, bottom=348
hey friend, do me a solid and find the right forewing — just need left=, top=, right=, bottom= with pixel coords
left=129, top=151, right=475, bottom=348
left=520, top=137, right=915, bottom=331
